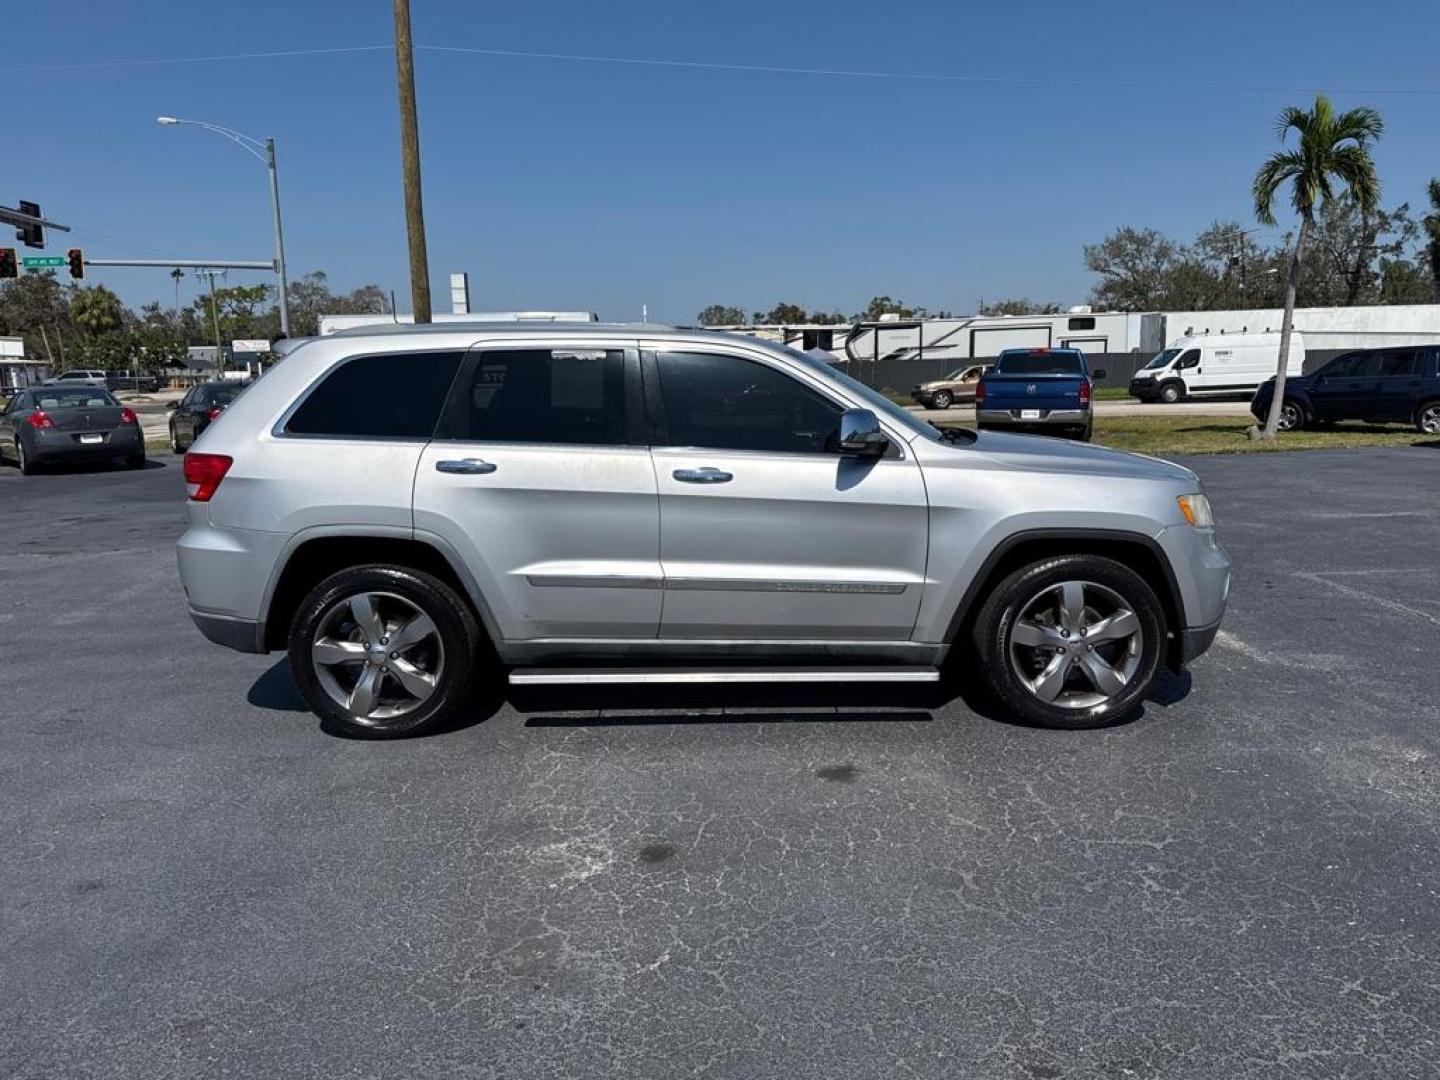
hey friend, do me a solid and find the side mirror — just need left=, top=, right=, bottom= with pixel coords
left=838, top=408, right=889, bottom=458
left=166, top=401, right=179, bottom=410
left=1092, top=368, right=1107, bottom=379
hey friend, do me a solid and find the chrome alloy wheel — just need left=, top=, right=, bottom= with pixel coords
left=1277, top=401, right=1303, bottom=431
left=1419, top=403, right=1440, bottom=435
left=1008, top=580, right=1144, bottom=710
left=310, top=591, right=444, bottom=725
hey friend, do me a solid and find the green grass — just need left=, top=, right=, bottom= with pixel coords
left=1092, top=417, right=1432, bottom=455
left=1094, top=386, right=1132, bottom=400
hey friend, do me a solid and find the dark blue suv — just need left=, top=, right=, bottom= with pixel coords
left=1251, top=346, right=1440, bottom=434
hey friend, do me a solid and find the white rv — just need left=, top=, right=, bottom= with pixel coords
left=1129, top=331, right=1305, bottom=403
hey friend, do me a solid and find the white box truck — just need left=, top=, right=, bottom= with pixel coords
left=1129, top=332, right=1305, bottom=403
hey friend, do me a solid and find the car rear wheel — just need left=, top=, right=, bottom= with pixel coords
left=931, top=390, right=953, bottom=410
left=1277, top=400, right=1305, bottom=431
left=972, top=555, right=1165, bottom=729
left=16, top=438, right=38, bottom=476
left=1158, top=382, right=1184, bottom=404
left=288, top=565, right=483, bottom=739
left=1416, top=401, right=1440, bottom=435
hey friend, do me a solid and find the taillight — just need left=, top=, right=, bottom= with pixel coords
left=119, top=407, right=138, bottom=425
left=26, top=410, right=54, bottom=429
left=1079, top=380, right=1092, bottom=405
left=207, top=407, right=223, bottom=420
left=974, top=381, right=985, bottom=405
left=183, top=452, right=232, bottom=502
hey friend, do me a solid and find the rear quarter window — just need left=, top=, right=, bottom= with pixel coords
left=285, top=351, right=462, bottom=439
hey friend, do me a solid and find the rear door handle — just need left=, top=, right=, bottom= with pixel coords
left=673, top=467, right=733, bottom=484
left=436, top=458, right=497, bottom=475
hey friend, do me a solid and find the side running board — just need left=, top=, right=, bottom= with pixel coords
left=508, top=666, right=941, bottom=686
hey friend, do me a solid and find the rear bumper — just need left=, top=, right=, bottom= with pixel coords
left=976, top=408, right=1089, bottom=426
left=29, top=426, right=143, bottom=460
left=189, top=608, right=267, bottom=653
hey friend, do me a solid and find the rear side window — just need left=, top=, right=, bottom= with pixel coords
left=440, top=348, right=629, bottom=445
left=1377, top=350, right=1421, bottom=377
left=286, top=351, right=461, bottom=438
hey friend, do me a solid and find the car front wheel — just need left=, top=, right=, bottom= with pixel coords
left=1277, top=400, right=1305, bottom=431
left=1158, top=382, right=1183, bottom=404
left=972, top=555, right=1166, bottom=729
left=288, top=565, right=483, bottom=738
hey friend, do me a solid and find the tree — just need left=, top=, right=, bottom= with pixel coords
left=1424, top=179, right=1440, bottom=302
left=1084, top=228, right=1186, bottom=311
left=695, top=304, right=747, bottom=326
left=1376, top=257, right=1433, bottom=305
left=753, top=302, right=810, bottom=324
left=0, top=271, right=73, bottom=363
left=857, top=296, right=917, bottom=320
left=285, top=271, right=389, bottom=336
left=979, top=298, right=1060, bottom=316
left=69, top=285, right=125, bottom=336
left=1252, top=93, right=1382, bottom=439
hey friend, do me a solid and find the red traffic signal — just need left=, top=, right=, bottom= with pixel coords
left=67, top=248, right=84, bottom=279
left=0, top=248, right=17, bottom=279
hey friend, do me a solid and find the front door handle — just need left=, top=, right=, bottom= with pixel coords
left=436, top=458, right=497, bottom=475
left=673, top=467, right=733, bottom=484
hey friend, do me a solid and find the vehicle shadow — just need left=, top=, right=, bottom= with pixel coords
left=17, top=458, right=169, bottom=475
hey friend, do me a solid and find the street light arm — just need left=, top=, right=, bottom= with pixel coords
left=160, top=117, right=268, bottom=163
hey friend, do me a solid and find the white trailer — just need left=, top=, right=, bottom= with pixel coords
left=841, top=311, right=1152, bottom=366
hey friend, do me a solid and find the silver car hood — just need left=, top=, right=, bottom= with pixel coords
left=926, top=429, right=1197, bottom=485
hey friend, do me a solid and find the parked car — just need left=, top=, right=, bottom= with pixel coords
left=106, top=369, right=161, bottom=394
left=975, top=347, right=1104, bottom=440
left=1250, top=345, right=1440, bottom=433
left=1130, top=332, right=1305, bottom=404
left=167, top=381, right=248, bottom=452
left=911, top=364, right=990, bottom=409
left=43, top=369, right=109, bottom=389
left=176, top=324, right=1228, bottom=738
left=0, top=385, right=145, bottom=473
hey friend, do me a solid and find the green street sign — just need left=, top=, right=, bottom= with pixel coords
left=22, top=255, right=65, bottom=268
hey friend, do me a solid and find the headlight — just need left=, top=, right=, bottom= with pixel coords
left=1176, top=493, right=1214, bottom=528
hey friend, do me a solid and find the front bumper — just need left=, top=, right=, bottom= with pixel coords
left=1178, top=617, right=1223, bottom=665
left=1128, top=379, right=1160, bottom=402
left=190, top=608, right=267, bottom=653
left=976, top=408, right=1089, bottom=427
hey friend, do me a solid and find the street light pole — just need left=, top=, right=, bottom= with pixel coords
left=156, top=116, right=292, bottom=338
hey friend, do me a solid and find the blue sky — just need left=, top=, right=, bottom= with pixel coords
left=7, top=0, right=1439, bottom=323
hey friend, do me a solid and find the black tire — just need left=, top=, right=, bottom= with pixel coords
left=1415, top=399, right=1440, bottom=436
left=931, top=390, right=954, bottom=410
left=1158, top=382, right=1184, bottom=404
left=1277, top=399, right=1305, bottom=432
left=287, top=565, right=484, bottom=739
left=971, top=555, right=1166, bottom=730
left=17, top=437, right=39, bottom=476
left=1072, top=420, right=1093, bottom=442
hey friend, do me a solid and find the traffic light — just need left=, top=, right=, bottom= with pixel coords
left=15, top=200, right=43, bottom=248
left=0, top=248, right=17, bottom=279
left=67, top=248, right=84, bottom=279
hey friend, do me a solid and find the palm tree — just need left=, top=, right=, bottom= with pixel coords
left=1252, top=93, right=1382, bottom=439
left=1423, top=179, right=1440, bottom=303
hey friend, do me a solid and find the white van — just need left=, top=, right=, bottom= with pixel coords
left=1129, top=332, right=1305, bottom=403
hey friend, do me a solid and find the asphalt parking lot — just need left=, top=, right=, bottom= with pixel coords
left=3, top=448, right=1437, bottom=1079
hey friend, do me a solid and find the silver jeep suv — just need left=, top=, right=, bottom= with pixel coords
left=177, top=323, right=1229, bottom=737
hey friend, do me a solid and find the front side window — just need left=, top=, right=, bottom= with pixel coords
left=443, top=348, right=629, bottom=446
left=286, top=351, right=462, bottom=438
left=1174, top=349, right=1201, bottom=369
left=1321, top=353, right=1362, bottom=377
left=656, top=352, right=842, bottom=455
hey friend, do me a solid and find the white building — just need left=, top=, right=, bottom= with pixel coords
left=1, top=336, right=52, bottom=392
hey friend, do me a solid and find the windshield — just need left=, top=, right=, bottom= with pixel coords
left=995, top=351, right=1084, bottom=376
left=1143, top=348, right=1181, bottom=371
left=779, top=345, right=941, bottom=440
left=33, top=387, right=118, bottom=409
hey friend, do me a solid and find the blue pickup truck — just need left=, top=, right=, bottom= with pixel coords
left=975, top=348, right=1104, bottom=441
left=1250, top=346, right=1440, bottom=434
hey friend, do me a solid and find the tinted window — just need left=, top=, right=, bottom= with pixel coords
left=657, top=352, right=842, bottom=454
left=286, top=352, right=461, bottom=438
left=1175, top=349, right=1201, bottom=369
left=1377, top=350, right=1421, bottom=377
left=1067, top=316, right=1096, bottom=331
left=34, top=387, right=117, bottom=408
left=1321, top=353, right=1364, bottom=377
left=443, top=348, right=629, bottom=445
left=994, top=351, right=1084, bottom=376
left=210, top=384, right=244, bottom=405
left=1348, top=353, right=1385, bottom=378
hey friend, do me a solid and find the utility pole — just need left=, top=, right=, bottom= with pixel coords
left=393, top=0, right=432, bottom=323
left=198, top=269, right=226, bottom=366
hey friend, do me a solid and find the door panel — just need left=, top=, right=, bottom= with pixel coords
left=645, top=348, right=928, bottom=640
left=412, top=342, right=661, bottom=641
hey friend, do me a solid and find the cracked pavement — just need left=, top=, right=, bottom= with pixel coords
left=2, top=447, right=1437, bottom=1078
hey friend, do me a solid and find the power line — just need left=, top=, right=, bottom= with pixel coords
left=416, top=44, right=1440, bottom=97
left=9, top=45, right=391, bottom=73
